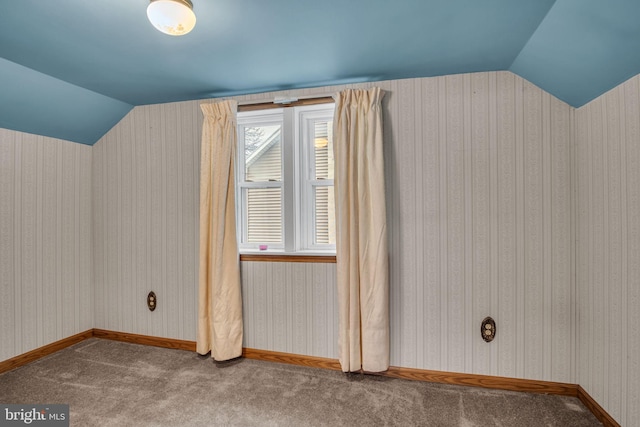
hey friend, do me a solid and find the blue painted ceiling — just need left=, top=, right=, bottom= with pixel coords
left=0, top=0, right=639, bottom=145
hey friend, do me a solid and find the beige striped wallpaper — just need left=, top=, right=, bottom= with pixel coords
left=0, top=129, right=93, bottom=361
left=575, top=74, right=640, bottom=427
left=92, top=70, right=575, bottom=383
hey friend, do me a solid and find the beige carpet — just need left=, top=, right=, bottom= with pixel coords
left=0, top=339, right=601, bottom=426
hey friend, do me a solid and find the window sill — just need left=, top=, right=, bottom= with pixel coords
left=239, top=253, right=336, bottom=263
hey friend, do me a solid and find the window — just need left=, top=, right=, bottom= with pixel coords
left=236, top=103, right=335, bottom=254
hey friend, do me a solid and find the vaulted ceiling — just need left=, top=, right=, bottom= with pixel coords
left=1, top=0, right=639, bottom=145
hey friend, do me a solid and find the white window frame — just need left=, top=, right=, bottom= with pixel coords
left=236, top=109, right=285, bottom=251
left=236, top=103, right=335, bottom=255
left=297, top=105, right=335, bottom=252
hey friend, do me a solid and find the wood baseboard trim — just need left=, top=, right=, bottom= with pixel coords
left=383, top=366, right=577, bottom=396
left=577, top=385, right=620, bottom=427
left=0, top=330, right=620, bottom=426
left=92, top=329, right=196, bottom=352
left=242, top=348, right=342, bottom=371
left=0, top=330, right=93, bottom=375
left=242, top=348, right=577, bottom=396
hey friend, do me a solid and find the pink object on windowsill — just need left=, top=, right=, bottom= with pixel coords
left=259, top=245, right=268, bottom=251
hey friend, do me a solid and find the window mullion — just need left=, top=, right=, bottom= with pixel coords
left=282, top=108, right=297, bottom=253
left=302, top=114, right=315, bottom=251
left=236, top=126, right=245, bottom=248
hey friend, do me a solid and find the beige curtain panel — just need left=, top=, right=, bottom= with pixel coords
left=333, top=87, right=389, bottom=373
left=197, top=100, right=243, bottom=361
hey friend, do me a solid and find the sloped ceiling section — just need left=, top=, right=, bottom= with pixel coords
left=0, top=58, right=132, bottom=145
left=0, top=0, right=638, bottom=145
left=510, top=0, right=640, bottom=108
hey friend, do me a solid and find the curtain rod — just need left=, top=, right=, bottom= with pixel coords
left=237, top=96, right=334, bottom=112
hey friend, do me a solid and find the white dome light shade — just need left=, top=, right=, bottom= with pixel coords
left=147, top=0, right=196, bottom=36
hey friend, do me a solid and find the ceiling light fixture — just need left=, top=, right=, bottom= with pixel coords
left=147, top=0, right=196, bottom=36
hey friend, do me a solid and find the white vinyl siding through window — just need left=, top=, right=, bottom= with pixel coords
left=237, top=103, right=335, bottom=253
left=308, top=119, right=335, bottom=246
left=244, top=126, right=282, bottom=243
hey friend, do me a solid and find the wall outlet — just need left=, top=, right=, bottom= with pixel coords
left=147, top=291, right=157, bottom=312
left=481, top=317, right=496, bottom=342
